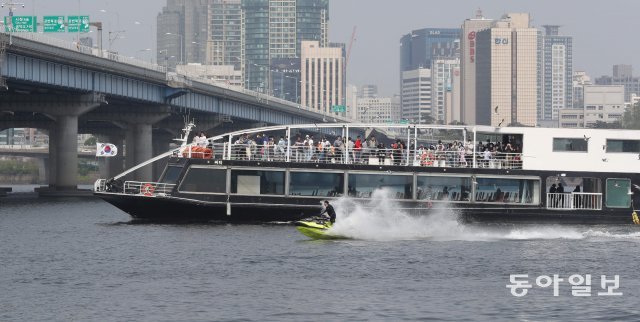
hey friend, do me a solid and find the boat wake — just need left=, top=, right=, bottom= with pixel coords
left=327, top=189, right=640, bottom=242
left=581, top=230, right=640, bottom=240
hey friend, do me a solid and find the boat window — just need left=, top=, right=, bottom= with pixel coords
left=348, top=173, right=412, bottom=199
left=231, top=170, right=285, bottom=195
left=160, top=166, right=183, bottom=184
left=545, top=177, right=601, bottom=193
left=475, top=177, right=539, bottom=204
left=606, top=139, right=640, bottom=153
left=416, top=176, right=471, bottom=202
left=289, top=172, right=344, bottom=197
left=179, top=167, right=226, bottom=193
left=552, top=138, right=588, bottom=152
left=545, top=176, right=603, bottom=210
left=605, top=179, right=631, bottom=208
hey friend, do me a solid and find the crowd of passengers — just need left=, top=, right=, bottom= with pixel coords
left=224, top=133, right=522, bottom=168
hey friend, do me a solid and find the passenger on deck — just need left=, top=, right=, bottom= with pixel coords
left=557, top=183, right=565, bottom=207
left=483, top=148, right=492, bottom=167
left=442, top=186, right=449, bottom=200
left=376, top=142, right=386, bottom=164
left=549, top=183, right=558, bottom=207
left=573, top=185, right=582, bottom=208
left=354, top=136, right=362, bottom=163
left=495, top=188, right=504, bottom=202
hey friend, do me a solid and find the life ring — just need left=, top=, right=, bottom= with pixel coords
left=420, top=153, right=433, bottom=166
left=141, top=183, right=155, bottom=197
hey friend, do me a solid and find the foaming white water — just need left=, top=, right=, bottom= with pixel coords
left=583, top=230, right=640, bottom=240
left=328, top=189, right=587, bottom=242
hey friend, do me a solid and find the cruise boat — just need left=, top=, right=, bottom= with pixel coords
left=94, top=123, right=640, bottom=223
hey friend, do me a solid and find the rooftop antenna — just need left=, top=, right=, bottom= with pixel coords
left=475, top=8, right=483, bottom=19
left=174, top=115, right=196, bottom=148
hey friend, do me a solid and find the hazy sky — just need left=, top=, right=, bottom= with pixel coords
left=17, top=1, right=640, bottom=96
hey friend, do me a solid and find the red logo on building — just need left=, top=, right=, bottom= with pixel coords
left=468, top=32, right=476, bottom=63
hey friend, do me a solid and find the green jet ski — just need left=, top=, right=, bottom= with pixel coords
left=295, top=216, right=347, bottom=240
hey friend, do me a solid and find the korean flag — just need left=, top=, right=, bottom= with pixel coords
left=96, top=143, right=118, bottom=157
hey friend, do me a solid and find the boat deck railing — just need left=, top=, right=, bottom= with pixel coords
left=181, top=143, right=524, bottom=169
left=546, top=193, right=603, bottom=210
left=123, top=181, right=176, bottom=196
left=94, top=179, right=176, bottom=196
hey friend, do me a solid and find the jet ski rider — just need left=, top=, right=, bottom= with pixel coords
left=320, top=200, right=336, bottom=224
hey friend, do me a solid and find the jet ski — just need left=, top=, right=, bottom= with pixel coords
left=295, top=216, right=347, bottom=240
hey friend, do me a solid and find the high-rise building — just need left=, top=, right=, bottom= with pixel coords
left=614, top=64, right=632, bottom=79
left=400, top=27, right=460, bottom=125
left=539, top=25, right=573, bottom=121
left=400, top=28, right=461, bottom=72
left=446, top=66, right=462, bottom=124
left=176, top=64, right=244, bottom=88
left=346, top=84, right=359, bottom=121
left=360, top=85, right=378, bottom=98
left=572, top=71, right=592, bottom=109
left=208, top=0, right=242, bottom=69
left=558, top=85, right=625, bottom=128
left=431, top=58, right=460, bottom=123
left=242, top=0, right=329, bottom=93
left=300, top=41, right=345, bottom=117
left=460, top=9, right=493, bottom=125
left=475, top=13, right=538, bottom=126
left=595, top=64, right=640, bottom=102
left=401, top=68, right=432, bottom=124
left=157, top=0, right=209, bottom=68
left=357, top=97, right=401, bottom=123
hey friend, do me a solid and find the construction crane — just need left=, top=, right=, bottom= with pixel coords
left=345, top=26, right=357, bottom=69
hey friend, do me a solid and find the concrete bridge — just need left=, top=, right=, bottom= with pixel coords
left=0, top=147, right=97, bottom=185
left=0, top=32, right=348, bottom=195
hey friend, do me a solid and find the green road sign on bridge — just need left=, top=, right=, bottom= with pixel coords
left=331, top=105, right=346, bottom=113
left=67, top=15, right=90, bottom=33
left=4, top=16, right=37, bottom=32
left=43, top=16, right=65, bottom=32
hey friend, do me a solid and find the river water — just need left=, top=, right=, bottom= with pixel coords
left=1, top=188, right=640, bottom=321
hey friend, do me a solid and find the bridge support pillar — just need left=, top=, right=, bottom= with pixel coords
left=54, top=114, right=80, bottom=190
left=47, top=127, right=57, bottom=188
left=0, top=93, right=106, bottom=194
left=89, top=105, right=170, bottom=183
left=37, top=157, right=47, bottom=184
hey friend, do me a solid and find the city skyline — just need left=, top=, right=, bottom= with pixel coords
left=15, top=0, right=640, bottom=96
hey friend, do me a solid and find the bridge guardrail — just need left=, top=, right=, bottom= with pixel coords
left=5, top=31, right=167, bottom=73
left=3, top=31, right=346, bottom=121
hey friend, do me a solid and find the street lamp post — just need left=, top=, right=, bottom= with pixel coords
left=99, top=9, right=123, bottom=51
left=107, top=30, right=126, bottom=51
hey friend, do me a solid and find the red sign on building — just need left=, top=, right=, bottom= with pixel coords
left=468, top=31, right=476, bottom=63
